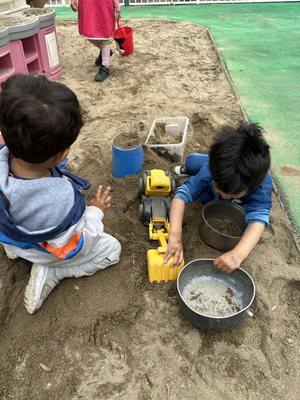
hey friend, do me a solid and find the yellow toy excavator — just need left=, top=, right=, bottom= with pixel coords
left=139, top=170, right=184, bottom=283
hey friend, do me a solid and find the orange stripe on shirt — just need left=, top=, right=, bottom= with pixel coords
left=42, top=232, right=82, bottom=259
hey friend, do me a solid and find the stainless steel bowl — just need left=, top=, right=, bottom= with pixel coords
left=198, top=201, right=247, bottom=252
left=177, top=259, right=255, bottom=331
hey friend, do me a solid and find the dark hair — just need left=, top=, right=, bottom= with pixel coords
left=0, top=75, right=83, bottom=163
left=209, top=122, right=271, bottom=194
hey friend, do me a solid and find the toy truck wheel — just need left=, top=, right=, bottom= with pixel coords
left=138, top=177, right=144, bottom=194
left=138, top=203, right=144, bottom=221
left=166, top=172, right=176, bottom=194
left=138, top=202, right=152, bottom=223
left=143, top=202, right=152, bottom=223
left=171, top=178, right=176, bottom=194
left=139, top=171, right=149, bottom=194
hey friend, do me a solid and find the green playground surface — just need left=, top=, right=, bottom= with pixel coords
left=56, top=3, right=300, bottom=231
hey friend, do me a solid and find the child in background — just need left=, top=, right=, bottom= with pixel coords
left=70, top=0, right=121, bottom=82
left=0, top=75, right=121, bottom=314
left=164, top=122, right=272, bottom=273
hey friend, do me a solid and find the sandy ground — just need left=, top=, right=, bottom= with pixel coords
left=0, top=20, right=299, bottom=400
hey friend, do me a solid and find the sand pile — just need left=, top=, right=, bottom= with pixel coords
left=0, top=16, right=36, bottom=30
left=0, top=20, right=299, bottom=400
left=148, top=122, right=182, bottom=145
left=113, top=124, right=143, bottom=149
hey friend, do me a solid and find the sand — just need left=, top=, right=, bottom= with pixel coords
left=182, top=279, right=242, bottom=316
left=23, top=9, right=53, bottom=16
left=0, top=16, right=35, bottom=30
left=148, top=122, right=182, bottom=145
left=0, top=20, right=299, bottom=400
left=207, top=218, right=242, bottom=237
left=113, top=125, right=142, bottom=149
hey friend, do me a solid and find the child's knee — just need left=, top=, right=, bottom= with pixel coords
left=185, top=153, right=208, bottom=176
left=106, top=236, right=121, bottom=264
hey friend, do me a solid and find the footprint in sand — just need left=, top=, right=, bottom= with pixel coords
left=280, top=164, right=300, bottom=177
left=280, top=164, right=300, bottom=185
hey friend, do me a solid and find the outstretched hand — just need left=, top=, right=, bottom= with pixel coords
left=89, top=186, right=112, bottom=212
left=213, top=250, right=243, bottom=273
left=163, top=233, right=184, bottom=267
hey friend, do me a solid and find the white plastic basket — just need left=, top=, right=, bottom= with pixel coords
left=145, top=116, right=189, bottom=162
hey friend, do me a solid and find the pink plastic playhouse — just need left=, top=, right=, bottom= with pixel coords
left=0, top=7, right=61, bottom=89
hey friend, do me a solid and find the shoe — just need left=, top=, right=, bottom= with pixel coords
left=95, top=49, right=113, bottom=67
left=24, top=262, right=96, bottom=315
left=24, top=237, right=120, bottom=314
left=94, top=65, right=110, bottom=82
left=3, top=246, right=19, bottom=260
left=174, top=165, right=189, bottom=177
left=24, top=264, right=60, bottom=314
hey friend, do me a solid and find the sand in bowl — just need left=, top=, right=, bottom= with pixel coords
left=182, top=277, right=243, bottom=317
left=148, top=122, right=182, bottom=145
left=207, top=218, right=242, bottom=237
left=113, top=125, right=142, bottom=149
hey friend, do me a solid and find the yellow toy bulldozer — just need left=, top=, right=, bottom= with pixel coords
left=139, top=170, right=184, bottom=283
left=139, top=169, right=175, bottom=197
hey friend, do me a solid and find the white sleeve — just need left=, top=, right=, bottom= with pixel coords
left=84, top=206, right=104, bottom=236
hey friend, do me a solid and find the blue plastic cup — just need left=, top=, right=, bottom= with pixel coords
left=112, top=143, right=143, bottom=178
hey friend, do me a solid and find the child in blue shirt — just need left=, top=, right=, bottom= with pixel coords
left=164, top=122, right=272, bottom=273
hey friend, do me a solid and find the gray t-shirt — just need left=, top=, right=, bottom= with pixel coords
left=0, top=147, right=74, bottom=234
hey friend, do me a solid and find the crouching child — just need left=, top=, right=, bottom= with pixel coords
left=164, top=122, right=272, bottom=273
left=0, top=75, right=121, bottom=314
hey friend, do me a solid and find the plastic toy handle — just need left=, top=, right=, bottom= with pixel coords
left=117, top=19, right=125, bottom=29
left=157, top=230, right=168, bottom=253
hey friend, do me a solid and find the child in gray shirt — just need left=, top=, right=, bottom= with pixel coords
left=0, top=75, right=121, bottom=314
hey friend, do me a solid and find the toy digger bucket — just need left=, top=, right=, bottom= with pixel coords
left=113, top=22, right=134, bottom=56
left=147, top=250, right=184, bottom=283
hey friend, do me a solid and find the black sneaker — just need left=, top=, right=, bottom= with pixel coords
left=95, top=49, right=113, bottom=67
left=94, top=65, right=110, bottom=82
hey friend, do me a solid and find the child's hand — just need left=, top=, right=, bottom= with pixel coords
left=70, top=0, right=78, bottom=12
left=115, top=12, right=121, bottom=21
left=89, top=186, right=111, bottom=212
left=213, top=250, right=244, bottom=273
left=164, top=233, right=184, bottom=267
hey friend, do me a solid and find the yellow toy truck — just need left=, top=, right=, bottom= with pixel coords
left=138, top=169, right=184, bottom=283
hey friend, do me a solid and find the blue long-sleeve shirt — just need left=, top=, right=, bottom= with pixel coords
left=175, top=156, right=272, bottom=226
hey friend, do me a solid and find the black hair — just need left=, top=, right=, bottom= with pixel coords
left=0, top=75, right=83, bottom=163
left=209, top=121, right=271, bottom=194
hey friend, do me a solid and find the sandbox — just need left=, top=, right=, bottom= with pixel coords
left=0, top=20, right=299, bottom=400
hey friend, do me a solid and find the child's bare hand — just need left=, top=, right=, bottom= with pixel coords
left=213, top=250, right=243, bottom=273
left=70, top=0, right=78, bottom=12
left=164, top=233, right=184, bottom=267
left=89, top=186, right=111, bottom=212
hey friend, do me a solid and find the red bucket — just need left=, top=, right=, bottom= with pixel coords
left=113, top=25, right=134, bottom=57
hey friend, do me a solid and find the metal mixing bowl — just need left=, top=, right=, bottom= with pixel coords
left=198, top=201, right=247, bottom=252
left=177, top=259, right=255, bottom=331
